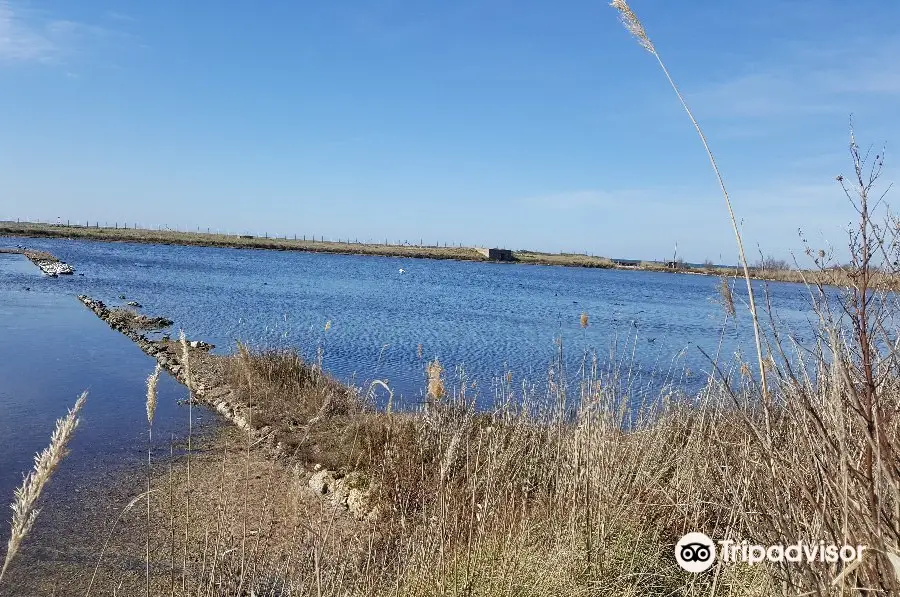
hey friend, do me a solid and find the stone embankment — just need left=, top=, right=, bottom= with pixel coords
left=78, top=295, right=260, bottom=438
left=76, top=294, right=376, bottom=519
left=0, top=247, right=75, bottom=276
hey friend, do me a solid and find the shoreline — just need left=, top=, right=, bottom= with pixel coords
left=1, top=220, right=817, bottom=283
left=77, top=295, right=282, bottom=456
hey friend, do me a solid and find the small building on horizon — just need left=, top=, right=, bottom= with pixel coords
left=476, top=247, right=514, bottom=262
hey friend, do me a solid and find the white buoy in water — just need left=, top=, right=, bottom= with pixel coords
left=399, top=268, right=405, bottom=274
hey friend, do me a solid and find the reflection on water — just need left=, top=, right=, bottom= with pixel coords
left=0, top=264, right=195, bottom=536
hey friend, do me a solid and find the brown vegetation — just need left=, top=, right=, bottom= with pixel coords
left=512, top=251, right=616, bottom=268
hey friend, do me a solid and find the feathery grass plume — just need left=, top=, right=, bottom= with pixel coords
left=368, top=379, right=394, bottom=414
left=178, top=329, right=193, bottom=590
left=439, top=423, right=465, bottom=485
left=580, top=312, right=589, bottom=328
left=610, top=0, right=654, bottom=52
left=0, top=392, right=86, bottom=583
left=145, top=363, right=160, bottom=597
left=179, top=329, right=193, bottom=392
left=426, top=358, right=445, bottom=400
left=146, top=363, right=161, bottom=424
left=609, top=0, right=769, bottom=396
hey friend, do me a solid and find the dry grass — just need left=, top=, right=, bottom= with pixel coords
left=0, top=222, right=485, bottom=261
left=150, top=333, right=900, bottom=595
left=513, top=250, right=616, bottom=268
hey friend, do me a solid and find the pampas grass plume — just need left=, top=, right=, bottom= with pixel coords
left=146, top=363, right=162, bottom=425
left=0, top=392, right=87, bottom=582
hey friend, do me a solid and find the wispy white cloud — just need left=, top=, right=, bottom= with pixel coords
left=690, top=37, right=900, bottom=120
left=515, top=180, right=864, bottom=261
left=0, top=1, right=56, bottom=63
left=0, top=1, right=123, bottom=66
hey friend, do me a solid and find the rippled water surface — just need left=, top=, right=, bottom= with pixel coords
left=2, top=236, right=818, bottom=410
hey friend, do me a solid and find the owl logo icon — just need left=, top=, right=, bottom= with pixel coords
left=675, top=532, right=716, bottom=572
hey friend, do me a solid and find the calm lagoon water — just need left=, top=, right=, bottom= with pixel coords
left=2, top=236, right=818, bottom=406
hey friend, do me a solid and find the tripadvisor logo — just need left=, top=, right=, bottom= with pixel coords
left=676, top=532, right=716, bottom=572
left=675, top=532, right=867, bottom=573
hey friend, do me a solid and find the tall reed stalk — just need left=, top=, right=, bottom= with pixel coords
left=179, top=330, right=194, bottom=593
left=146, top=364, right=161, bottom=597
left=609, top=0, right=769, bottom=398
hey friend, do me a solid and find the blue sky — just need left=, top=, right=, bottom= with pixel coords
left=0, top=0, right=897, bottom=263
